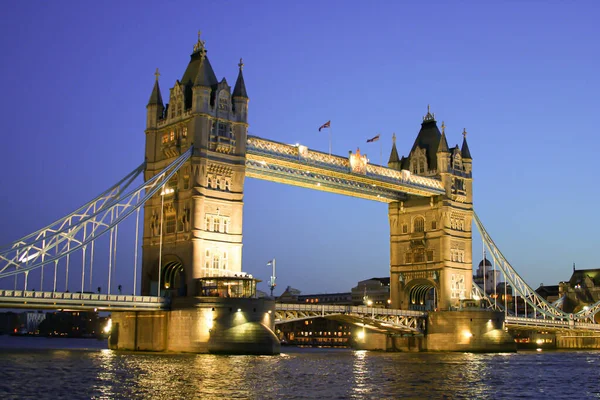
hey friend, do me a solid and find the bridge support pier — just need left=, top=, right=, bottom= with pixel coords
left=109, top=297, right=280, bottom=354
left=425, top=310, right=515, bottom=352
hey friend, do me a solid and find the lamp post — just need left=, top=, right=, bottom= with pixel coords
left=267, top=258, right=276, bottom=297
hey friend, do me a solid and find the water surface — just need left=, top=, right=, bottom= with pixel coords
left=0, top=337, right=598, bottom=399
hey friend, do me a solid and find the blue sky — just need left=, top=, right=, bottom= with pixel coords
left=0, top=1, right=599, bottom=296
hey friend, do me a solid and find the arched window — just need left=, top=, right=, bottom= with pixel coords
left=414, top=217, right=425, bottom=233
left=222, top=252, right=228, bottom=269
left=224, top=179, right=230, bottom=191
left=216, top=177, right=221, bottom=190
left=205, top=249, right=211, bottom=269
left=207, top=176, right=213, bottom=188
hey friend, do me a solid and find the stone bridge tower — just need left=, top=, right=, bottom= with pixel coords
left=141, top=34, right=249, bottom=296
left=388, top=108, right=473, bottom=311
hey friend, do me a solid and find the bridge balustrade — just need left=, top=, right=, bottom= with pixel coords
left=0, top=290, right=163, bottom=304
left=275, top=303, right=426, bottom=317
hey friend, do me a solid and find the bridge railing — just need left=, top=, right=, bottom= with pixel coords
left=0, top=290, right=164, bottom=304
left=276, top=303, right=426, bottom=317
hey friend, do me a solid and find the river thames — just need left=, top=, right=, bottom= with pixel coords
left=0, top=337, right=598, bottom=399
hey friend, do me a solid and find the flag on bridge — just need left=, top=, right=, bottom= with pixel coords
left=318, top=120, right=331, bottom=131
left=367, top=134, right=380, bottom=143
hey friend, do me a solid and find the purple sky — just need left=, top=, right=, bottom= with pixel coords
left=1, top=1, right=599, bottom=296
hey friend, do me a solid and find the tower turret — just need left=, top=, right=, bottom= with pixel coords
left=388, top=133, right=401, bottom=170
left=232, top=58, right=249, bottom=124
left=146, top=68, right=164, bottom=129
left=461, top=128, right=472, bottom=174
left=436, top=121, right=451, bottom=174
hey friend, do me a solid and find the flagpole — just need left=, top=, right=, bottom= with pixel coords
left=380, top=134, right=383, bottom=166
left=329, top=125, right=332, bottom=156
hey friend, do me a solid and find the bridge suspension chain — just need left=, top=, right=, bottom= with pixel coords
left=0, top=162, right=145, bottom=256
left=0, top=147, right=192, bottom=280
left=474, top=212, right=600, bottom=322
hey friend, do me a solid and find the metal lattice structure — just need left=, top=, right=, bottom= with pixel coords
left=0, top=148, right=192, bottom=289
left=474, top=212, right=600, bottom=323
left=275, top=303, right=426, bottom=333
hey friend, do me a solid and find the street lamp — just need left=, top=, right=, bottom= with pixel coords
left=267, top=259, right=276, bottom=297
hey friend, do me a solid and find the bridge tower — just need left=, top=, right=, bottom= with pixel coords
left=388, top=108, right=473, bottom=311
left=141, top=34, right=249, bottom=296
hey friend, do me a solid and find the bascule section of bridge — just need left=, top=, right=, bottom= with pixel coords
left=274, top=303, right=426, bottom=334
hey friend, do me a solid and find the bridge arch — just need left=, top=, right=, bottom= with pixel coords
left=406, top=279, right=437, bottom=311
left=148, top=254, right=187, bottom=296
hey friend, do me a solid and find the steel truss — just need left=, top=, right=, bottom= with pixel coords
left=474, top=212, right=600, bottom=323
left=0, top=148, right=192, bottom=280
left=274, top=303, right=426, bottom=333
left=0, top=163, right=144, bottom=255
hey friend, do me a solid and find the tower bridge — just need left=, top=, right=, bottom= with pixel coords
left=1, top=33, right=599, bottom=353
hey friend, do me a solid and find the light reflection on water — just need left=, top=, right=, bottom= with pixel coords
left=0, top=337, right=599, bottom=399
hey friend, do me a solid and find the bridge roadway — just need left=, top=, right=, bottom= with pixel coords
left=2, top=290, right=599, bottom=333
left=0, top=290, right=166, bottom=312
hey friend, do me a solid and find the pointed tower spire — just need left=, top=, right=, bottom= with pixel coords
left=461, top=128, right=472, bottom=159
left=233, top=58, right=248, bottom=98
left=147, top=68, right=164, bottom=107
left=388, top=133, right=401, bottom=169
left=437, top=121, right=449, bottom=153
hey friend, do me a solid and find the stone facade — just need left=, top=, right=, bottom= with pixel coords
left=388, top=111, right=474, bottom=311
left=142, top=35, right=249, bottom=296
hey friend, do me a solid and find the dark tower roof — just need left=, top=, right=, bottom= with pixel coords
left=192, top=55, right=218, bottom=87
left=147, top=68, right=163, bottom=107
left=233, top=58, right=248, bottom=98
left=461, top=129, right=472, bottom=159
left=409, top=108, right=442, bottom=171
left=181, top=34, right=218, bottom=108
left=478, top=258, right=492, bottom=267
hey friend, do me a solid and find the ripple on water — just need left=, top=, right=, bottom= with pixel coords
left=0, top=338, right=599, bottom=399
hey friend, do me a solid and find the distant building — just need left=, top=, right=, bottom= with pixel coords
left=535, top=284, right=560, bottom=304
left=473, top=258, right=502, bottom=295
left=25, top=312, right=46, bottom=334
left=0, top=312, right=20, bottom=334
left=38, top=311, right=102, bottom=337
left=351, top=277, right=390, bottom=307
left=560, top=267, right=600, bottom=320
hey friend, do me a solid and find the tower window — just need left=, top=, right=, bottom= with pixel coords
left=427, top=250, right=434, bottom=262
left=213, top=217, right=220, bottom=232
left=402, top=224, right=408, bottom=234
left=222, top=252, right=228, bottom=269
left=205, top=216, right=211, bottom=231
left=224, top=179, right=231, bottom=191
left=413, top=217, right=425, bottom=233
left=165, top=214, right=176, bottom=234
left=431, top=221, right=437, bottom=230
left=212, top=254, right=220, bottom=269
left=223, top=219, right=229, bottom=233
